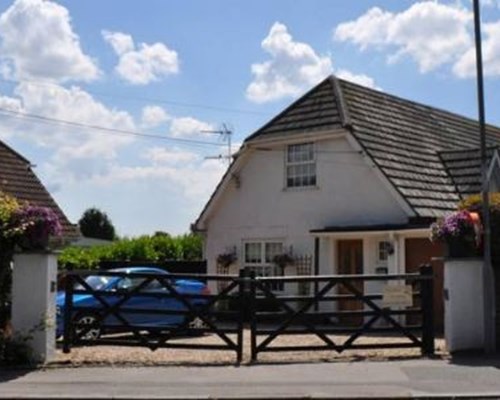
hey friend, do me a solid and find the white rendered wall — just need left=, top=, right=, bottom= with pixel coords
left=204, top=135, right=409, bottom=277
left=12, top=253, right=57, bottom=363
left=444, top=259, right=484, bottom=352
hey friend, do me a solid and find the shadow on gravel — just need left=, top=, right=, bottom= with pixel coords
left=449, top=350, right=500, bottom=369
left=0, top=368, right=33, bottom=383
left=48, top=353, right=446, bottom=369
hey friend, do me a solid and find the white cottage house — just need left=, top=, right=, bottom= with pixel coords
left=193, top=76, right=500, bottom=329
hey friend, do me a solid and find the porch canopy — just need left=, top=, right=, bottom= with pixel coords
left=309, top=220, right=431, bottom=238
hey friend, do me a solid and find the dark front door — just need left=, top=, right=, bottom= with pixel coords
left=405, top=238, right=444, bottom=332
left=337, top=240, right=363, bottom=326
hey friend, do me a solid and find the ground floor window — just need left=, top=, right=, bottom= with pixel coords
left=243, top=240, right=284, bottom=291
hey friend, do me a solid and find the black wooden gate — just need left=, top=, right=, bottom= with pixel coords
left=61, top=266, right=434, bottom=363
left=62, top=270, right=245, bottom=361
left=247, top=265, right=434, bottom=361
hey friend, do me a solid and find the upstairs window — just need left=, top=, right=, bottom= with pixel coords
left=286, top=142, right=316, bottom=188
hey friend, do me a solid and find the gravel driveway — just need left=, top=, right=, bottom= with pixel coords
left=54, top=330, right=447, bottom=366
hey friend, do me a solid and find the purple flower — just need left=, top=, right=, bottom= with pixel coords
left=430, top=210, right=476, bottom=243
left=11, top=205, right=62, bottom=250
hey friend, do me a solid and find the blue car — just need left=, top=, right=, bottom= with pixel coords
left=56, top=267, right=210, bottom=340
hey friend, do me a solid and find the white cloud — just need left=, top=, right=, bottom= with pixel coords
left=0, top=0, right=99, bottom=82
left=14, top=82, right=134, bottom=145
left=93, top=158, right=225, bottom=201
left=102, top=30, right=179, bottom=85
left=246, top=22, right=333, bottom=103
left=336, top=69, right=379, bottom=90
left=334, top=2, right=472, bottom=73
left=453, top=21, right=500, bottom=77
left=144, top=146, right=198, bottom=165
left=0, top=94, right=22, bottom=111
left=101, top=30, right=134, bottom=55
left=169, top=116, right=214, bottom=137
left=141, top=105, right=170, bottom=128
left=5, top=82, right=135, bottom=181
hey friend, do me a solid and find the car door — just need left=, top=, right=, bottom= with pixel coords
left=117, top=276, right=188, bottom=327
left=111, top=276, right=160, bottom=326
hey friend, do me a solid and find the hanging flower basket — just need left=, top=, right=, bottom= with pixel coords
left=272, top=253, right=295, bottom=268
left=430, top=210, right=482, bottom=258
left=216, top=252, right=237, bottom=268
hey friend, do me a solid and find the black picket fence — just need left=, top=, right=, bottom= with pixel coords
left=62, top=265, right=434, bottom=363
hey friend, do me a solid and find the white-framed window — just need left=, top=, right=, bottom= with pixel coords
left=243, top=240, right=284, bottom=291
left=286, top=142, right=316, bottom=188
left=377, top=241, right=392, bottom=263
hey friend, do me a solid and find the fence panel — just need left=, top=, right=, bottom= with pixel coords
left=248, top=264, right=435, bottom=361
left=61, top=265, right=434, bottom=363
left=62, top=270, right=244, bottom=362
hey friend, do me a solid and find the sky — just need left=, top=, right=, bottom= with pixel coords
left=0, top=0, right=499, bottom=237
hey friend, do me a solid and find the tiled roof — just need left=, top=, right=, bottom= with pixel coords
left=246, top=75, right=500, bottom=218
left=245, top=78, right=344, bottom=141
left=0, top=140, right=78, bottom=240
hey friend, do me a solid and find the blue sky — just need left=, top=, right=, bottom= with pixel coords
left=0, top=0, right=499, bottom=236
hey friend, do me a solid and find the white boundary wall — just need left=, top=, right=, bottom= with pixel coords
left=444, top=258, right=484, bottom=352
left=12, top=253, right=57, bottom=363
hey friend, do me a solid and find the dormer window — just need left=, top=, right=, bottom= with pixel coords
left=286, top=142, right=316, bottom=188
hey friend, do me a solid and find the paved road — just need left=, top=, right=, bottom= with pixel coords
left=2, top=357, right=500, bottom=399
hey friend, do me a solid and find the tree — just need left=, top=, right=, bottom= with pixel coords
left=78, top=208, right=116, bottom=240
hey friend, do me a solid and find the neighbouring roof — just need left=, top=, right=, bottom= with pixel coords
left=0, top=140, right=78, bottom=241
left=245, top=76, right=500, bottom=218
left=439, top=147, right=499, bottom=195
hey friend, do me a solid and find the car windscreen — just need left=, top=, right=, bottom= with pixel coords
left=75, top=276, right=112, bottom=291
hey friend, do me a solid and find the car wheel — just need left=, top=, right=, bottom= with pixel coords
left=74, top=313, right=101, bottom=341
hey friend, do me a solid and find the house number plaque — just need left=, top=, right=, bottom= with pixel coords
left=382, top=285, right=413, bottom=308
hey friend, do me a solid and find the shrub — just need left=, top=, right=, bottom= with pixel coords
left=58, top=233, right=203, bottom=270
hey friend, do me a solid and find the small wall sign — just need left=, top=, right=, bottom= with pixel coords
left=382, top=285, right=413, bottom=308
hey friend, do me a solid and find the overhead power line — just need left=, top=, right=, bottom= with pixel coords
left=0, top=107, right=222, bottom=148
left=0, top=77, right=270, bottom=117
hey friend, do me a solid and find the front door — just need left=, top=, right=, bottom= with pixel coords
left=405, top=238, right=444, bottom=332
left=337, top=240, right=363, bottom=326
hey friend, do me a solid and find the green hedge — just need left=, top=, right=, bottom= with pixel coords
left=58, top=233, right=203, bottom=270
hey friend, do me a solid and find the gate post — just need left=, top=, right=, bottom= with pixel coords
left=236, top=269, right=245, bottom=363
left=420, top=264, right=435, bottom=356
left=248, top=270, right=257, bottom=362
left=12, top=252, right=58, bottom=363
left=62, top=273, right=74, bottom=354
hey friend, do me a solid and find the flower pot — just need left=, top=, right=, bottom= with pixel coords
left=18, top=233, right=50, bottom=252
left=445, top=237, right=481, bottom=258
